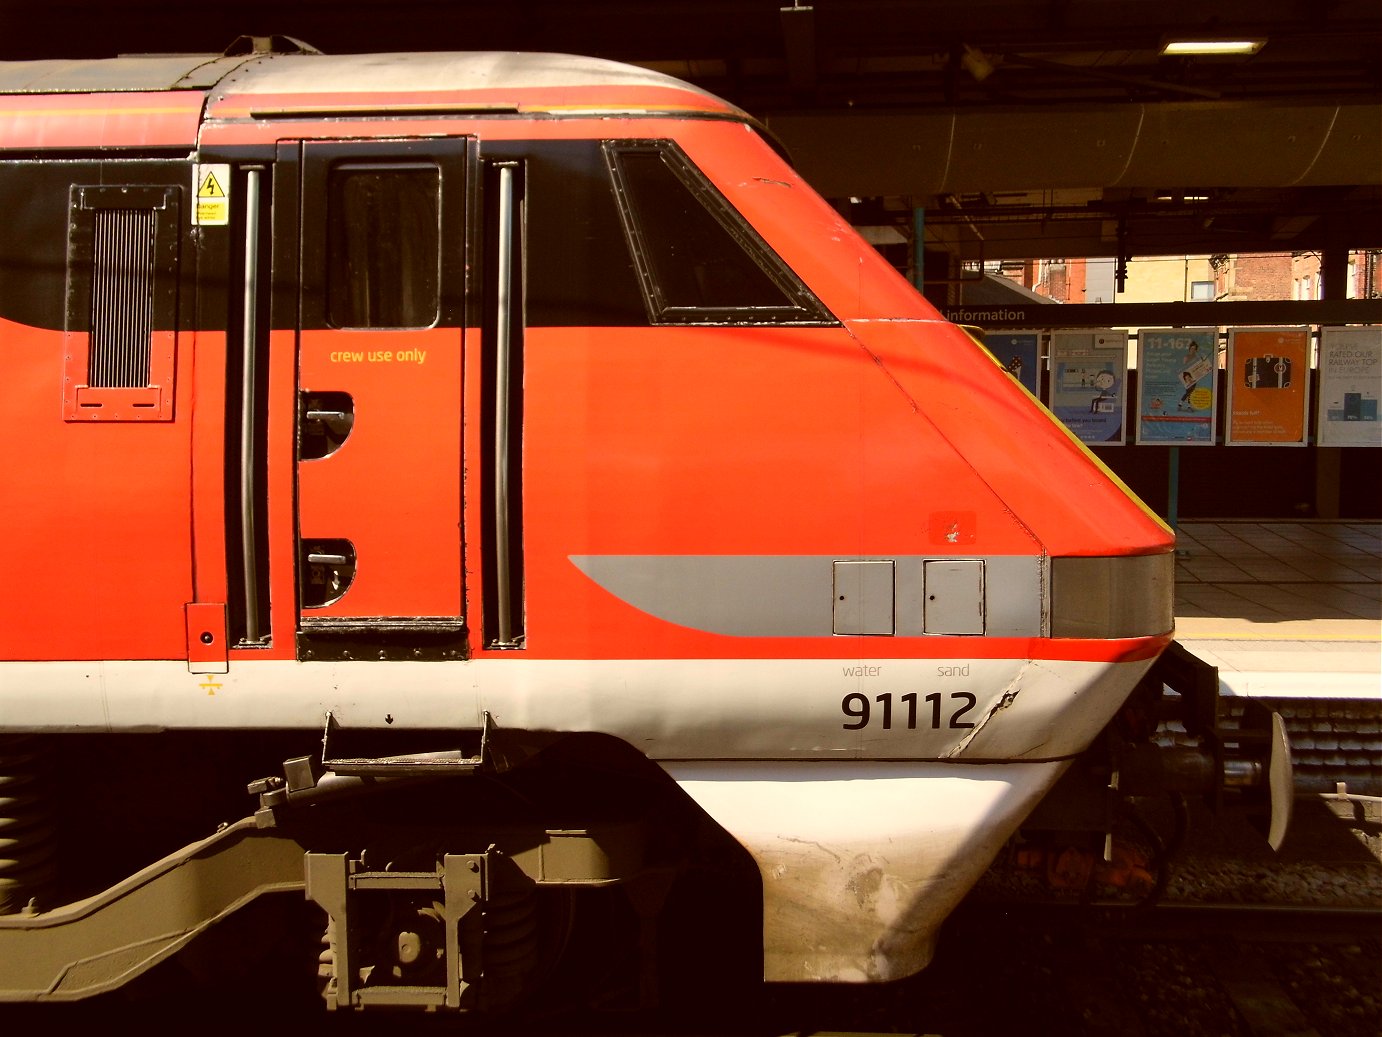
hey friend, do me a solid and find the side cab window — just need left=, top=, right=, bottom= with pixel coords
left=604, top=140, right=832, bottom=325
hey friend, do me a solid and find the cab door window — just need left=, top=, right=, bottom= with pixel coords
left=326, top=163, right=440, bottom=329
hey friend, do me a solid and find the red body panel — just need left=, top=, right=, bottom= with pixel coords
left=189, top=332, right=229, bottom=608
left=0, top=91, right=202, bottom=149
left=851, top=318, right=1171, bottom=557
left=503, top=324, right=1020, bottom=660
left=0, top=85, right=1169, bottom=668
left=0, top=319, right=193, bottom=660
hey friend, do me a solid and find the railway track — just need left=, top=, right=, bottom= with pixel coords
left=2, top=794, right=1376, bottom=1036
left=0, top=901, right=1375, bottom=1036
left=928, top=899, right=1382, bottom=1037
left=984, top=900, right=1382, bottom=940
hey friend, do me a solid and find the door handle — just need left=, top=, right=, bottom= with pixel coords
left=301, top=539, right=356, bottom=608
left=299, top=391, right=355, bottom=460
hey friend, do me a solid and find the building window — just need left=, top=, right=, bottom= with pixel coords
left=1190, top=280, right=1214, bottom=301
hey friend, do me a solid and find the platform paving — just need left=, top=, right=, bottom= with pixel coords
left=1172, top=521, right=1381, bottom=699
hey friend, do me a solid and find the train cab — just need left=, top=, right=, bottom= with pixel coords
left=0, top=43, right=1209, bottom=1011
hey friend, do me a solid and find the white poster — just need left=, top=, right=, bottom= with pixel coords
left=1317, top=326, right=1382, bottom=448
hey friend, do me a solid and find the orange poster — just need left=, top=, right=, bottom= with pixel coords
left=1225, top=327, right=1311, bottom=446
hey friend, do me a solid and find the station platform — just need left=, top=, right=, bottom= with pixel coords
left=1173, top=520, right=1380, bottom=700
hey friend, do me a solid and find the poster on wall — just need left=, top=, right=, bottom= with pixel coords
left=1225, top=327, right=1311, bottom=446
left=1046, top=329, right=1128, bottom=445
left=1135, top=327, right=1218, bottom=445
left=1317, top=326, right=1381, bottom=448
left=985, top=330, right=1042, bottom=395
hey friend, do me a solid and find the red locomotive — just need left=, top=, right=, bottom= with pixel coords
left=0, top=39, right=1267, bottom=1014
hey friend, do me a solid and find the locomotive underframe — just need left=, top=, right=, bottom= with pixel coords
left=0, top=754, right=680, bottom=1008
left=0, top=641, right=1291, bottom=1011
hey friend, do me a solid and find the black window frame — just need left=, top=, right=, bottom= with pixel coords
left=603, top=139, right=834, bottom=326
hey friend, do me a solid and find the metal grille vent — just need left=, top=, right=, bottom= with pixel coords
left=88, top=207, right=156, bottom=388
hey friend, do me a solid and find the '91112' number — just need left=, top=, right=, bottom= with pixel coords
left=841, top=692, right=977, bottom=730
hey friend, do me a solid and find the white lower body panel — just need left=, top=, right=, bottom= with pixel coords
left=0, top=656, right=1153, bottom=762
left=663, top=758, right=1065, bottom=983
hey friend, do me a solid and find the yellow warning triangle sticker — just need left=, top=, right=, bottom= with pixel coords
left=198, top=170, right=227, bottom=198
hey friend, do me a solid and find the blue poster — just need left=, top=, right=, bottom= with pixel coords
left=987, top=330, right=1041, bottom=396
left=1047, top=330, right=1127, bottom=445
left=1136, top=328, right=1218, bottom=445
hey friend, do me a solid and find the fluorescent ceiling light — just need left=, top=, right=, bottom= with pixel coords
left=1161, top=39, right=1266, bottom=56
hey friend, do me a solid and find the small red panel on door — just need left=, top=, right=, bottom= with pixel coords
left=186, top=601, right=229, bottom=673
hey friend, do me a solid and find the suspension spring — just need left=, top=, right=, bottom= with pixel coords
left=0, top=736, right=57, bottom=915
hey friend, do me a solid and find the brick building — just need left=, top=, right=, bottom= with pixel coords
left=1017, top=250, right=1381, bottom=303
